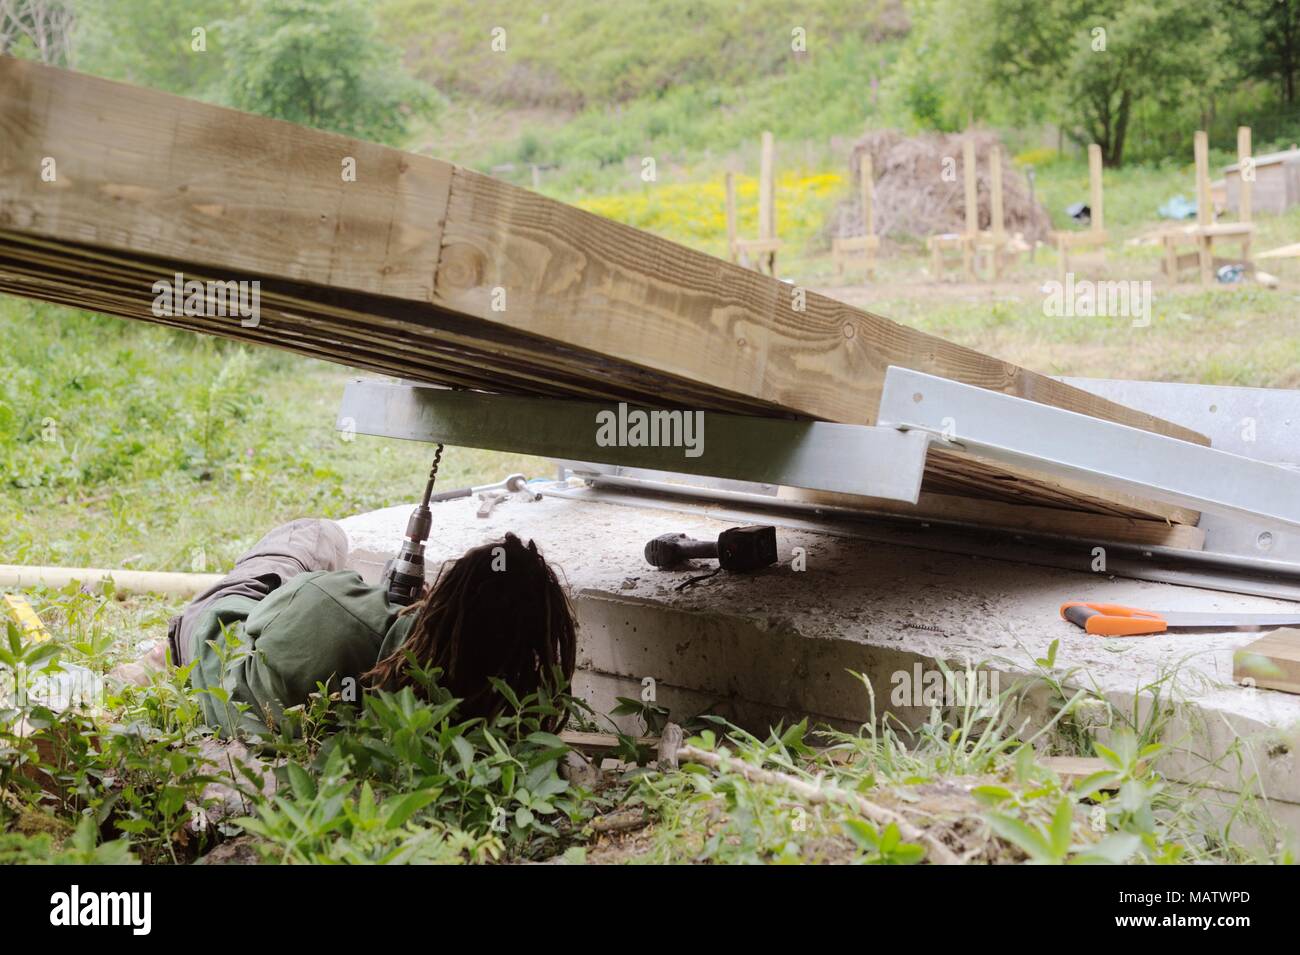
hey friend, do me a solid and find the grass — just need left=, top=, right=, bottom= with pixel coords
left=0, top=298, right=549, bottom=571
left=464, top=40, right=900, bottom=196
left=383, top=0, right=904, bottom=194
left=0, top=595, right=1285, bottom=865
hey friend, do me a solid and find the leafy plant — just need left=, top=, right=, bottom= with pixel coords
left=218, top=0, right=437, bottom=144
left=610, top=695, right=671, bottom=736
left=842, top=820, right=926, bottom=865
left=231, top=670, right=598, bottom=862
left=237, top=747, right=499, bottom=864
left=0, top=817, right=136, bottom=865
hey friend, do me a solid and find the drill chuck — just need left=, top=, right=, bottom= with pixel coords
left=387, top=444, right=444, bottom=607
left=387, top=503, right=432, bottom=606
left=386, top=539, right=426, bottom=606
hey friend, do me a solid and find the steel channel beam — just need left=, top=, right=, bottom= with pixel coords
left=879, top=366, right=1300, bottom=533
left=337, top=376, right=1300, bottom=592
left=337, top=378, right=932, bottom=503
left=1061, top=376, right=1300, bottom=563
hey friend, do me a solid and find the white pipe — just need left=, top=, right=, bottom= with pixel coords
left=0, top=565, right=223, bottom=598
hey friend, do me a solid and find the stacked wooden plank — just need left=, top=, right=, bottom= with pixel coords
left=0, top=58, right=1208, bottom=540
left=1235, top=629, right=1300, bottom=695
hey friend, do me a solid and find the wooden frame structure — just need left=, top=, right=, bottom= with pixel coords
left=1162, top=128, right=1255, bottom=285
left=927, top=137, right=1020, bottom=281
left=726, top=131, right=783, bottom=275
left=927, top=137, right=978, bottom=280
left=0, top=59, right=1207, bottom=527
left=970, top=144, right=1020, bottom=279
left=831, top=152, right=880, bottom=280
left=1050, top=143, right=1106, bottom=278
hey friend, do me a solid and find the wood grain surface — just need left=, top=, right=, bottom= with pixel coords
left=0, top=57, right=1209, bottom=524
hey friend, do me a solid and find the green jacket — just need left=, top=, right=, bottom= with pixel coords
left=187, top=571, right=415, bottom=736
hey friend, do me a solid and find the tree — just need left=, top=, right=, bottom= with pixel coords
left=991, top=0, right=1231, bottom=165
left=890, top=0, right=1231, bottom=166
left=1229, top=0, right=1300, bottom=104
left=75, top=0, right=240, bottom=99
left=218, top=0, right=436, bottom=145
left=883, top=0, right=1008, bottom=133
left=0, top=0, right=75, bottom=65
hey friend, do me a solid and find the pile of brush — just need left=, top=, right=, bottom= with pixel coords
left=827, top=130, right=1052, bottom=245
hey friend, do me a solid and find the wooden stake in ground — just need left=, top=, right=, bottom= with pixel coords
left=1238, top=125, right=1253, bottom=225
left=1090, top=142, right=1104, bottom=235
left=1195, top=129, right=1214, bottom=285
left=728, top=131, right=783, bottom=274
left=861, top=153, right=874, bottom=239
left=982, top=144, right=1006, bottom=278
left=759, top=130, right=775, bottom=245
left=962, top=135, right=977, bottom=278
left=989, top=145, right=1004, bottom=244
left=724, top=171, right=737, bottom=261
left=1162, top=128, right=1255, bottom=285
left=1052, top=143, right=1107, bottom=279
left=832, top=150, right=880, bottom=280
left=926, top=134, right=980, bottom=281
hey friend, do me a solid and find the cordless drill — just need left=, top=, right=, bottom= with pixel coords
left=385, top=445, right=443, bottom=606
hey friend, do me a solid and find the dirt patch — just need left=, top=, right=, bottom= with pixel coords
left=196, top=835, right=265, bottom=865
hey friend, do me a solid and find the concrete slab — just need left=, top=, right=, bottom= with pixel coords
left=338, top=490, right=1300, bottom=840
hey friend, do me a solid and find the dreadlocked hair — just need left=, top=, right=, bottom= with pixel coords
left=363, top=533, right=577, bottom=730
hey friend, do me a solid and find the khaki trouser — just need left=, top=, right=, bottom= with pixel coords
left=166, top=519, right=349, bottom=666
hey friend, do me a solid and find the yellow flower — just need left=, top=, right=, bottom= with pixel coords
left=574, top=171, right=844, bottom=256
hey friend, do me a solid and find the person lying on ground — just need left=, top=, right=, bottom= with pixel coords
left=115, top=519, right=577, bottom=736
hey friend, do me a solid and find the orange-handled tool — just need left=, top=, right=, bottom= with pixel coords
left=1060, top=602, right=1167, bottom=636
left=1060, top=601, right=1300, bottom=636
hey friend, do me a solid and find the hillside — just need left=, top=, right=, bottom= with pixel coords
left=380, top=0, right=907, bottom=110
left=378, top=0, right=908, bottom=191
